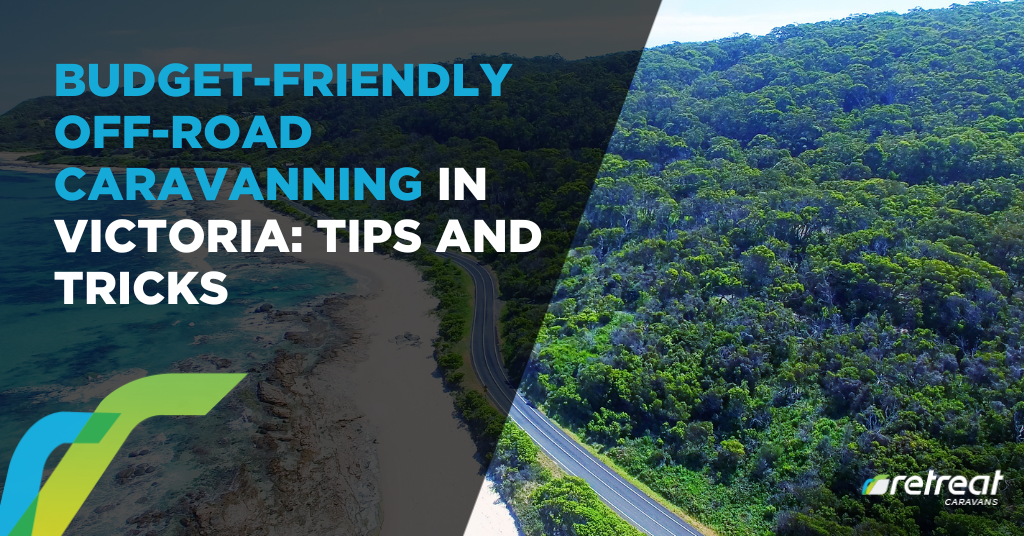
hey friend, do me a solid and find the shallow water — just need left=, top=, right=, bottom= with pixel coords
left=0, top=168, right=354, bottom=483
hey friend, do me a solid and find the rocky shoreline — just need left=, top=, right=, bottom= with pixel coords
left=60, top=293, right=385, bottom=536
left=182, top=296, right=384, bottom=536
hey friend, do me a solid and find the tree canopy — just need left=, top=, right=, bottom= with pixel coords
left=527, top=2, right=1024, bottom=534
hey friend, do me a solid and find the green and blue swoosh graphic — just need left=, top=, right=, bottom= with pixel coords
left=0, top=373, right=244, bottom=536
left=862, top=474, right=891, bottom=496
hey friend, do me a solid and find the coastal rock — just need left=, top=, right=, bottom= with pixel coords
left=256, top=381, right=288, bottom=406
left=271, top=349, right=305, bottom=387
left=268, top=405, right=292, bottom=419
left=71, top=292, right=382, bottom=536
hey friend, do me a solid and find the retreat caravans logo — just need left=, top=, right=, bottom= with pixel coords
left=862, top=470, right=1004, bottom=506
left=0, top=373, right=245, bottom=536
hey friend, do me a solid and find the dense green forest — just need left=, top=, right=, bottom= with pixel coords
left=526, top=1, right=1024, bottom=535
left=9, top=2, right=1024, bottom=533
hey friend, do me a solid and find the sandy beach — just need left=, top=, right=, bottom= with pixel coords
left=209, top=192, right=487, bottom=536
left=463, top=474, right=521, bottom=536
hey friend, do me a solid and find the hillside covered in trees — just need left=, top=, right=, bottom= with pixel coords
left=526, top=2, right=1024, bottom=535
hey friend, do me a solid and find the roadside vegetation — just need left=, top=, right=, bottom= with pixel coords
left=414, top=251, right=506, bottom=456
left=491, top=422, right=644, bottom=536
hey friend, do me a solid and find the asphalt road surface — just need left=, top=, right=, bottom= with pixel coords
left=437, top=251, right=704, bottom=536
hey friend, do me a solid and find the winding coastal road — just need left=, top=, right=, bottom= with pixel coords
left=438, top=252, right=704, bottom=536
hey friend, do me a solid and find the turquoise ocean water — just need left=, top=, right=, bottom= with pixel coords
left=0, top=168, right=353, bottom=486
